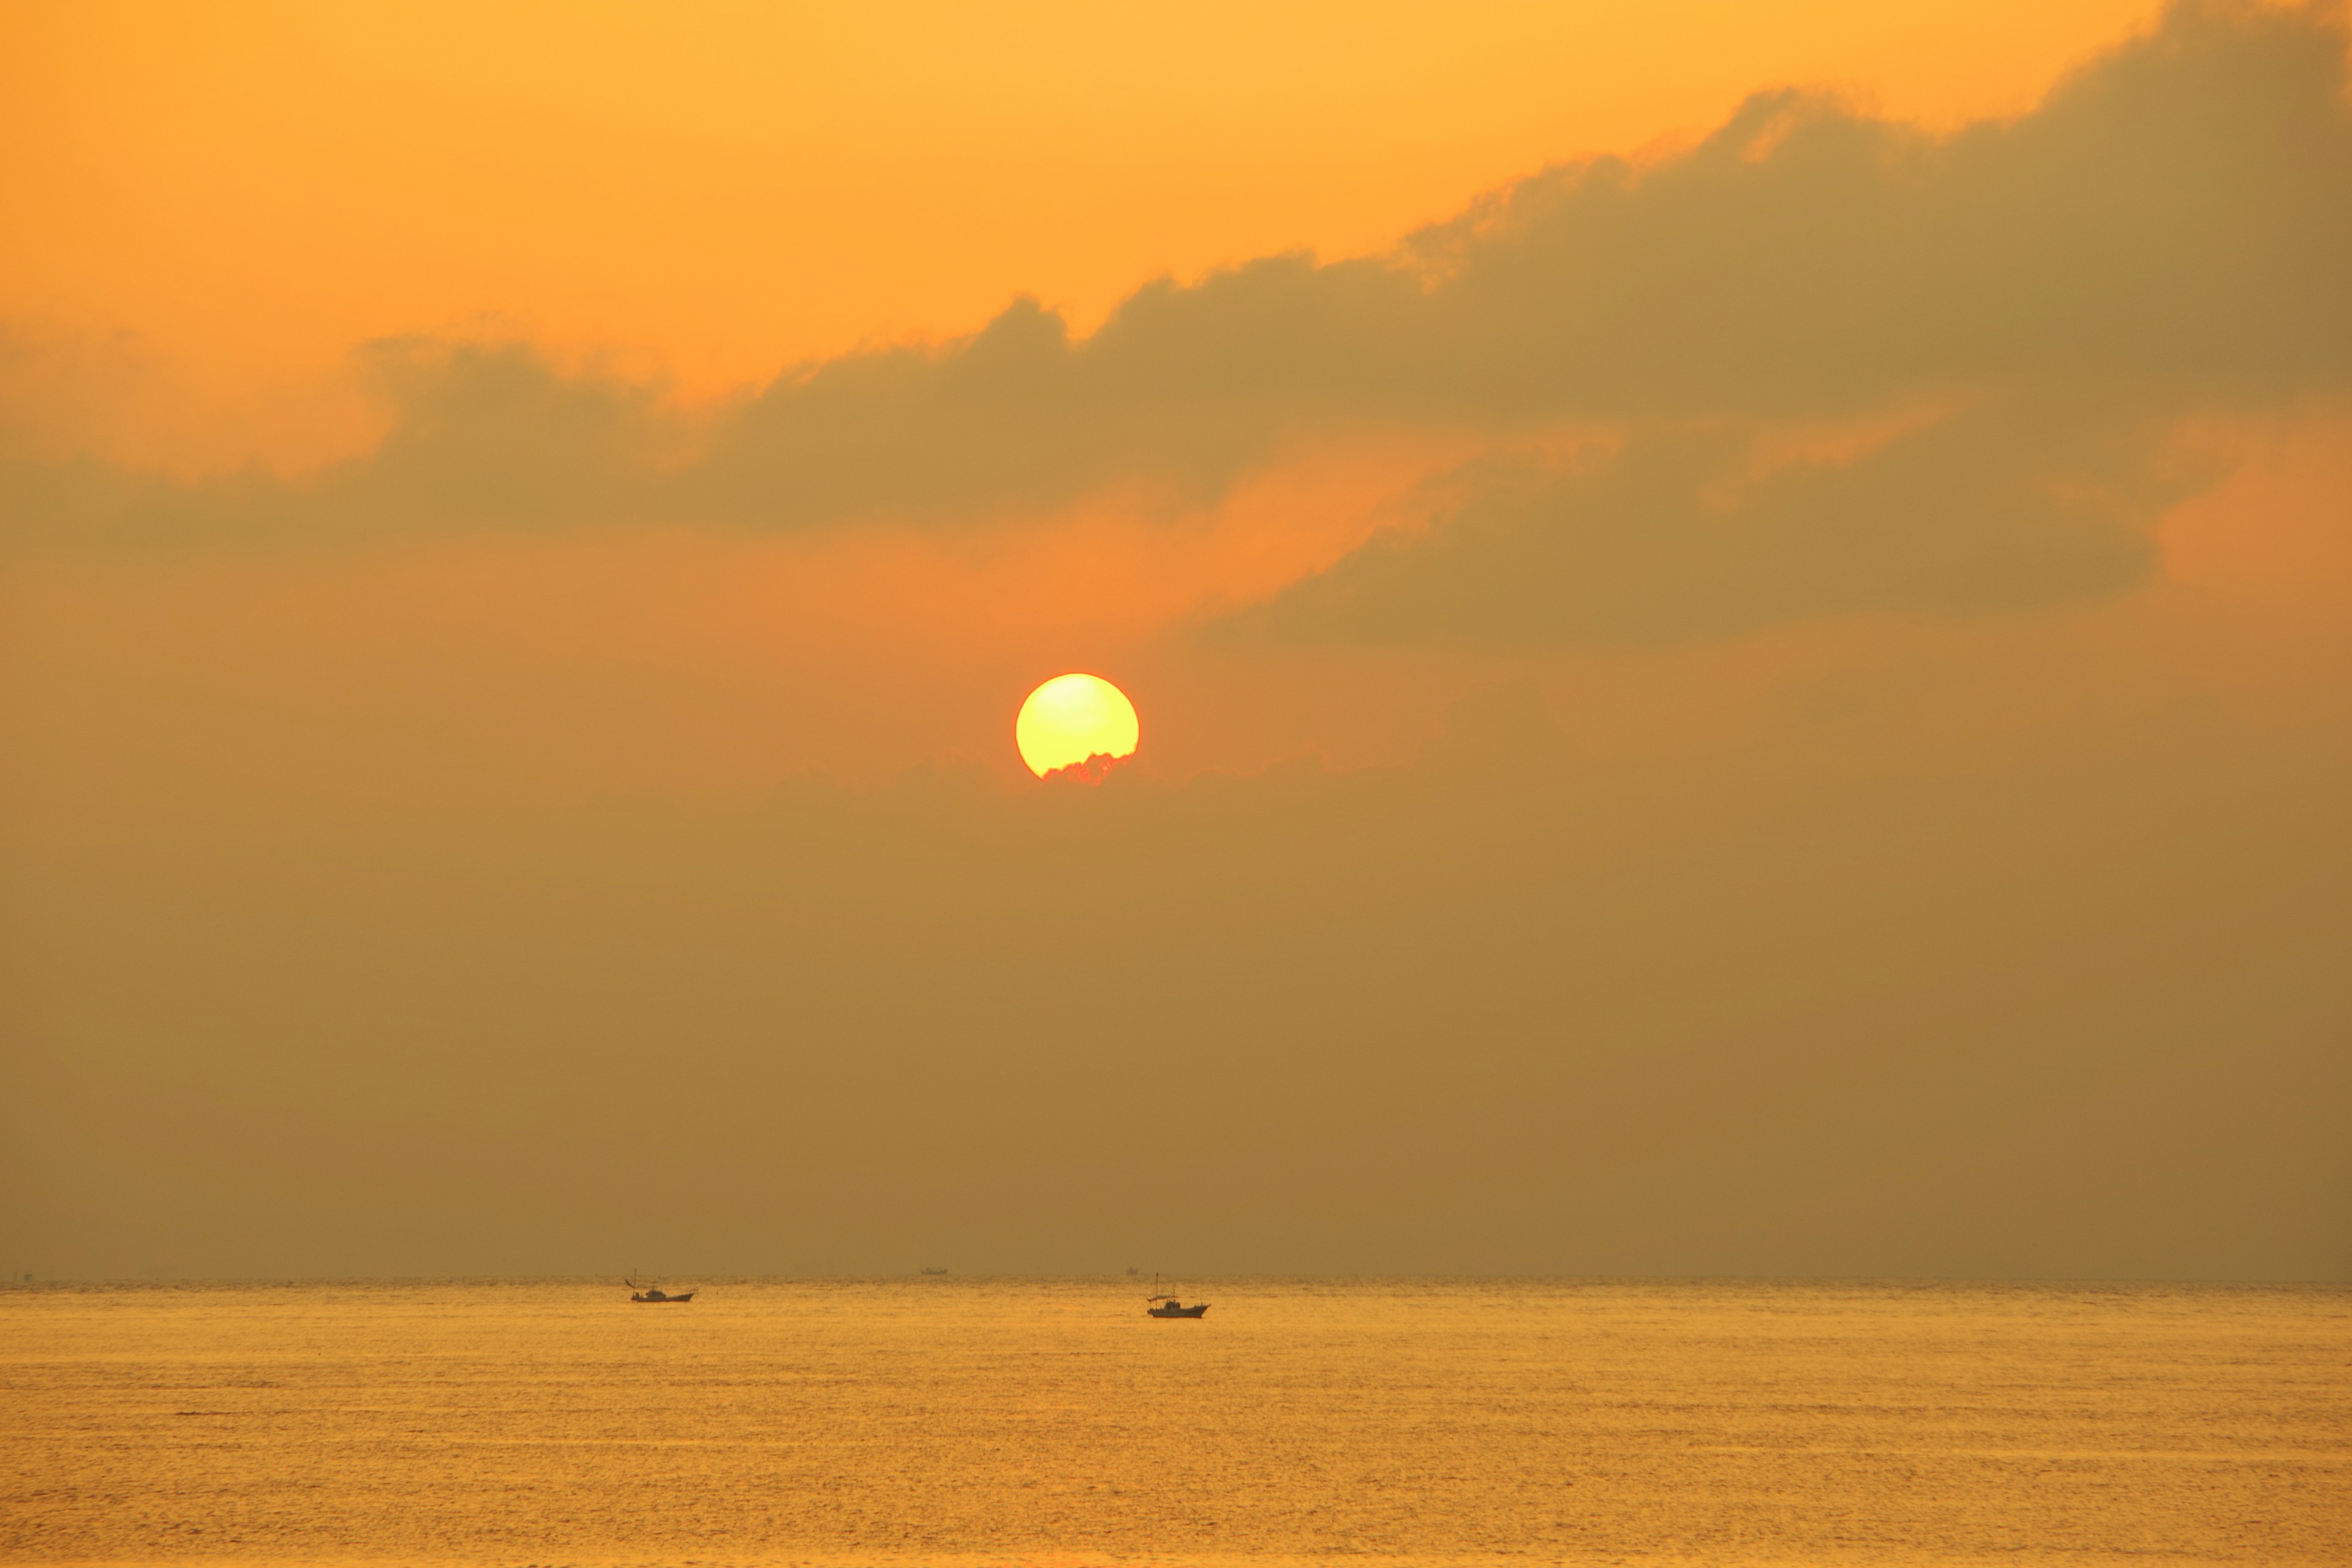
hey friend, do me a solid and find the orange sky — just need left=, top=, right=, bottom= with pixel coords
left=5, top=0, right=2160, bottom=473
left=3, top=1, right=2346, bottom=1283
left=0, top=0, right=2340, bottom=799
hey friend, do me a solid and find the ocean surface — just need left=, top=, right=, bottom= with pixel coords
left=1, top=1277, right=2345, bottom=1567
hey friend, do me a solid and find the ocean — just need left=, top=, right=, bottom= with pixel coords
left=2, top=1277, right=2344, bottom=1566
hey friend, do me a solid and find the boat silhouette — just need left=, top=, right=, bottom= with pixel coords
left=1145, top=1274, right=1209, bottom=1318
left=625, top=1277, right=696, bottom=1303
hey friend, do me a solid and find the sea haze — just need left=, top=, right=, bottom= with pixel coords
left=2, top=1276, right=2345, bottom=1566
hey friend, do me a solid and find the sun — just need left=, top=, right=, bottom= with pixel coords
left=1016, top=674, right=1139, bottom=779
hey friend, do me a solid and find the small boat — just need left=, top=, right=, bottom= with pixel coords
left=625, top=1278, right=696, bottom=1303
left=1145, top=1274, right=1209, bottom=1318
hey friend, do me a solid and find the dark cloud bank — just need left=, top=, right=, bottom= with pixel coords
left=9, top=1, right=2350, bottom=643
left=4, top=688, right=2345, bottom=1281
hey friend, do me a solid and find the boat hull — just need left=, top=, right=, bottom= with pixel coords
left=1146, top=1303, right=1209, bottom=1317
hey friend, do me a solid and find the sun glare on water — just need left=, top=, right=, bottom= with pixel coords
left=1016, top=674, right=1139, bottom=779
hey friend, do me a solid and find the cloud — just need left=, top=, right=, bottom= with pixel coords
left=4, top=1, right=2346, bottom=646
left=1237, top=393, right=2188, bottom=645
left=5, top=679, right=2344, bottom=1278
left=1394, top=0, right=2352, bottom=415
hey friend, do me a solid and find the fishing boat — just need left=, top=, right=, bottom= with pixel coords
left=625, top=1278, right=696, bottom=1303
left=1145, top=1275, right=1209, bottom=1318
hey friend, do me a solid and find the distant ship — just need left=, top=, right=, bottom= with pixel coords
left=1145, top=1275, right=1209, bottom=1318
left=625, top=1278, right=695, bottom=1303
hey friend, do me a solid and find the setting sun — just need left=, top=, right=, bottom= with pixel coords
left=1016, top=674, right=1140, bottom=778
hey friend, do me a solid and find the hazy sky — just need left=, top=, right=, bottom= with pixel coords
left=2, top=0, right=2345, bottom=1281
